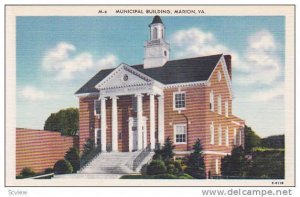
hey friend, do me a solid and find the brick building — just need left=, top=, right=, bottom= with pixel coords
left=75, top=16, right=245, bottom=175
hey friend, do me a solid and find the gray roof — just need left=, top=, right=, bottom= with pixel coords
left=149, top=15, right=163, bottom=26
left=75, top=54, right=222, bottom=95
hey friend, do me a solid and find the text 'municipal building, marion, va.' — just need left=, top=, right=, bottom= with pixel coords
left=75, top=16, right=245, bottom=175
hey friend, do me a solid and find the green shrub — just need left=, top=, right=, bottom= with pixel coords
left=44, top=168, right=53, bottom=174
left=82, top=138, right=95, bottom=158
left=152, top=153, right=162, bottom=161
left=167, top=164, right=177, bottom=174
left=147, top=160, right=167, bottom=175
left=53, top=160, right=73, bottom=174
left=140, top=164, right=148, bottom=176
left=177, top=173, right=194, bottom=179
left=20, top=167, right=36, bottom=178
left=65, top=147, right=80, bottom=173
left=152, top=173, right=177, bottom=179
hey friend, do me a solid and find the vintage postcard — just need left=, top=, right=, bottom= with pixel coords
left=5, top=5, right=295, bottom=187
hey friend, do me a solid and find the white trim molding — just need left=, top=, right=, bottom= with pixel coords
left=75, top=92, right=99, bottom=98
left=164, top=81, right=206, bottom=89
left=232, top=120, right=242, bottom=126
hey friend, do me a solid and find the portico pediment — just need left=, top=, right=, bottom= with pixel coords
left=95, top=63, right=161, bottom=91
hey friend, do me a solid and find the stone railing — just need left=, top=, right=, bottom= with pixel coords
left=129, top=144, right=151, bottom=171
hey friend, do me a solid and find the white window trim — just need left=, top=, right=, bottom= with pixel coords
left=225, top=101, right=229, bottom=117
left=218, top=125, right=222, bottom=145
left=233, top=128, right=237, bottom=145
left=173, top=124, right=187, bottom=145
left=173, top=91, right=186, bottom=111
left=225, top=127, right=229, bottom=146
left=218, top=95, right=222, bottom=115
left=210, top=90, right=214, bottom=112
left=210, top=122, right=214, bottom=145
left=215, top=159, right=219, bottom=174
left=94, top=100, right=101, bottom=116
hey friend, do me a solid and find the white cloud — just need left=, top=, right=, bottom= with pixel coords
left=171, top=28, right=284, bottom=102
left=236, top=30, right=282, bottom=85
left=21, top=86, right=59, bottom=101
left=249, top=83, right=284, bottom=102
left=42, top=42, right=118, bottom=81
left=171, top=28, right=230, bottom=58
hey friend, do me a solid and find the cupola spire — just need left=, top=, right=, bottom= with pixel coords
left=143, top=15, right=170, bottom=69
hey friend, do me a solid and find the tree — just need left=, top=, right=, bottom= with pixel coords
left=185, top=139, right=206, bottom=179
left=160, top=137, right=175, bottom=161
left=65, top=147, right=80, bottom=173
left=221, top=146, right=248, bottom=177
left=261, top=135, right=284, bottom=149
left=244, top=125, right=261, bottom=154
left=44, top=108, right=79, bottom=136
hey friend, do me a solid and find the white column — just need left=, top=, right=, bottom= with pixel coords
left=100, top=97, right=107, bottom=152
left=149, top=94, right=155, bottom=150
left=111, top=96, right=119, bottom=152
left=128, top=117, right=133, bottom=152
left=136, top=94, right=143, bottom=150
left=158, top=95, right=165, bottom=144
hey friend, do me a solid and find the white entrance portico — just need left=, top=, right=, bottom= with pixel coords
left=95, top=63, right=165, bottom=152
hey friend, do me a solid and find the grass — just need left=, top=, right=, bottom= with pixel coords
left=120, top=173, right=194, bottom=179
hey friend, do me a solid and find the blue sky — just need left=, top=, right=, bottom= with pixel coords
left=16, top=16, right=285, bottom=137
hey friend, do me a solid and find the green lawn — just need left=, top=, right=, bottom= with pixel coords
left=120, top=173, right=194, bottom=179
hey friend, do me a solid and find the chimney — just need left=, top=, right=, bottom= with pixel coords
left=224, top=55, right=232, bottom=80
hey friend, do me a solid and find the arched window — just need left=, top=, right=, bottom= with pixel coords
left=153, top=27, right=158, bottom=39
left=161, top=29, right=164, bottom=39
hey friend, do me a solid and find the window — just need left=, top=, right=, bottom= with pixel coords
left=94, top=100, right=101, bottom=115
left=95, top=128, right=101, bottom=146
left=153, top=27, right=158, bottom=39
left=173, top=92, right=186, bottom=110
left=118, top=132, right=122, bottom=140
left=218, top=125, right=222, bottom=145
left=210, top=122, right=214, bottom=144
left=215, top=159, right=219, bottom=174
left=174, top=124, right=187, bottom=144
left=161, top=29, right=164, bottom=38
left=132, top=97, right=137, bottom=112
left=233, top=128, right=237, bottom=145
left=225, top=127, right=229, bottom=146
left=225, top=101, right=229, bottom=117
left=210, top=90, right=214, bottom=112
left=218, top=70, right=222, bottom=81
left=218, top=95, right=222, bottom=115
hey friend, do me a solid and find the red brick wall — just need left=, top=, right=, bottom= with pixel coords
left=16, top=128, right=78, bottom=175
left=79, top=96, right=97, bottom=152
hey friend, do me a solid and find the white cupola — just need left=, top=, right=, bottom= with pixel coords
left=143, top=15, right=170, bottom=69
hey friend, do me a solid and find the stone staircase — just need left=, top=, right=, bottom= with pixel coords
left=79, top=151, right=154, bottom=174
left=53, top=149, right=154, bottom=179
